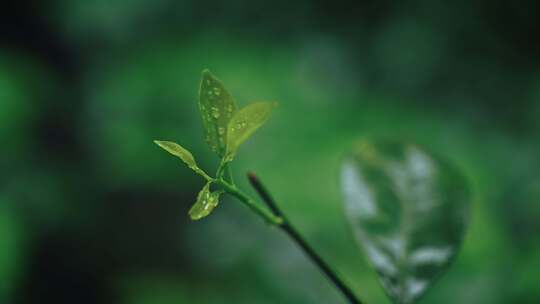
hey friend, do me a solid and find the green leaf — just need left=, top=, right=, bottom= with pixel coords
left=154, top=140, right=211, bottom=180
left=340, top=140, right=470, bottom=304
left=198, top=69, right=237, bottom=156
left=225, top=101, right=277, bottom=161
left=189, top=182, right=221, bottom=220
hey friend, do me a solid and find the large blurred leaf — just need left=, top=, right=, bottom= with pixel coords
left=198, top=69, right=237, bottom=157
left=154, top=140, right=210, bottom=180
left=340, top=140, right=470, bottom=304
left=225, top=102, right=276, bottom=161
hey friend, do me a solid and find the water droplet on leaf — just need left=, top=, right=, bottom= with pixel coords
left=211, top=107, right=220, bottom=119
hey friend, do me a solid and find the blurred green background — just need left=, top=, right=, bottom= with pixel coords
left=1, top=0, right=540, bottom=303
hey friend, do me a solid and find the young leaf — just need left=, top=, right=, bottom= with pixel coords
left=189, top=182, right=222, bottom=220
left=340, top=140, right=470, bottom=304
left=198, top=69, right=237, bottom=156
left=225, top=101, right=277, bottom=161
left=154, top=140, right=211, bottom=180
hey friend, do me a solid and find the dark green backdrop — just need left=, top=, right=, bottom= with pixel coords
left=1, top=0, right=539, bottom=303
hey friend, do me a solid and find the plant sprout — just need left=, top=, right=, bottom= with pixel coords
left=154, top=70, right=471, bottom=304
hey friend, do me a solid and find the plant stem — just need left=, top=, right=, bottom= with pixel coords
left=226, top=163, right=235, bottom=185
left=214, top=179, right=283, bottom=225
left=215, top=173, right=363, bottom=304
left=215, top=158, right=227, bottom=179
left=247, top=172, right=364, bottom=304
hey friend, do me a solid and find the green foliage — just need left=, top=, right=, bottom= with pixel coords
left=340, top=140, right=470, bottom=304
left=199, top=69, right=238, bottom=156
left=8, top=2, right=540, bottom=302
left=155, top=71, right=472, bottom=304
left=155, top=70, right=275, bottom=220
left=189, top=182, right=222, bottom=220
left=225, top=101, right=277, bottom=161
left=154, top=140, right=211, bottom=180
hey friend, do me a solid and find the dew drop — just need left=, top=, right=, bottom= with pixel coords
left=236, top=121, right=246, bottom=129
left=213, top=87, right=221, bottom=95
left=218, top=127, right=225, bottom=135
left=211, top=107, right=220, bottom=119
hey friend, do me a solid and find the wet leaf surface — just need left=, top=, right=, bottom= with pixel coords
left=198, top=69, right=237, bottom=157
left=225, top=101, right=276, bottom=161
left=340, top=140, right=471, bottom=304
left=154, top=140, right=210, bottom=180
left=189, top=182, right=221, bottom=220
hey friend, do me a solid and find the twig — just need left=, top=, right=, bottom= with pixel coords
left=215, top=179, right=284, bottom=225
left=247, top=172, right=363, bottom=304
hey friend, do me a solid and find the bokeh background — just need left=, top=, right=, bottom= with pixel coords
left=1, top=1, right=540, bottom=303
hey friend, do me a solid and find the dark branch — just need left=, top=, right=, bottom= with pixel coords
left=247, top=172, right=363, bottom=304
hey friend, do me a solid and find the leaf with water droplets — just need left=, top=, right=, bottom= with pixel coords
left=198, top=69, right=237, bottom=156
left=154, top=140, right=211, bottom=180
left=189, top=182, right=222, bottom=220
left=340, top=140, right=470, bottom=304
left=225, top=102, right=276, bottom=161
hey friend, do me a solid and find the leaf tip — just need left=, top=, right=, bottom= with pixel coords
left=201, top=69, right=213, bottom=78
left=189, top=213, right=203, bottom=221
left=154, top=140, right=165, bottom=147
